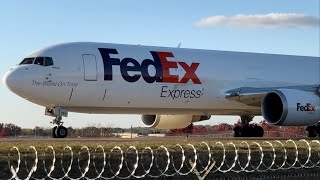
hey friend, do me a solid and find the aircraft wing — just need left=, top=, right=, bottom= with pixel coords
left=225, top=85, right=320, bottom=107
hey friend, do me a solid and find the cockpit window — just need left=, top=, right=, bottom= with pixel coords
left=19, top=58, right=35, bottom=65
left=45, top=57, right=54, bottom=66
left=34, top=57, right=45, bottom=66
left=19, top=56, right=54, bottom=66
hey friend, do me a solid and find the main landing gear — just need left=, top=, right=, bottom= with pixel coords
left=46, top=107, right=69, bottom=138
left=233, top=116, right=264, bottom=137
left=306, top=123, right=320, bottom=137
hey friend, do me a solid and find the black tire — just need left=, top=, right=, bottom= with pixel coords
left=52, top=126, right=58, bottom=138
left=55, top=126, right=68, bottom=138
left=316, top=126, right=320, bottom=137
left=242, top=125, right=254, bottom=137
left=254, top=126, right=264, bottom=137
left=233, top=126, right=242, bottom=137
left=307, top=126, right=317, bottom=137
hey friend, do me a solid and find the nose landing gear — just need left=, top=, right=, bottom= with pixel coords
left=46, top=107, right=69, bottom=138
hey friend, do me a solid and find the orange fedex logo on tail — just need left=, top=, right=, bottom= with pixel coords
left=98, top=48, right=201, bottom=84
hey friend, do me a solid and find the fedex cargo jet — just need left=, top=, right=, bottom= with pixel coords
left=3, top=42, right=320, bottom=138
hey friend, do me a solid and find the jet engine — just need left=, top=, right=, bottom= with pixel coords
left=262, top=89, right=320, bottom=126
left=141, top=115, right=211, bottom=129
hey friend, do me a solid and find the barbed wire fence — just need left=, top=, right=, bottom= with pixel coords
left=1, top=139, right=320, bottom=179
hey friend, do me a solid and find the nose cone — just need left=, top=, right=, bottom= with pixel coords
left=3, top=69, right=23, bottom=94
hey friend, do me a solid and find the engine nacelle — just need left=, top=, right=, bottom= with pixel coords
left=262, top=89, right=320, bottom=126
left=141, top=115, right=211, bottom=129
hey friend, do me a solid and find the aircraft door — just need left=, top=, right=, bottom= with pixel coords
left=82, top=54, right=97, bottom=81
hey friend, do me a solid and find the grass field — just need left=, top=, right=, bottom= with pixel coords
left=0, top=138, right=319, bottom=179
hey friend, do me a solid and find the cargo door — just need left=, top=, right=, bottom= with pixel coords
left=82, top=54, right=97, bottom=81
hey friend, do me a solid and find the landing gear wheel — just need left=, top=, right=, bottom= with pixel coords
left=242, top=125, right=254, bottom=137
left=316, top=125, right=320, bottom=137
left=54, top=126, right=68, bottom=138
left=254, top=126, right=264, bottom=137
left=233, top=126, right=242, bottom=137
left=52, top=126, right=58, bottom=138
left=307, top=125, right=317, bottom=137
left=233, top=125, right=264, bottom=137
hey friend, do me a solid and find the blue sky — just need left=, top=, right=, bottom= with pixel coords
left=0, top=0, right=319, bottom=128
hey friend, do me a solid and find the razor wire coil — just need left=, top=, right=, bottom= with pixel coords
left=2, top=139, right=320, bottom=179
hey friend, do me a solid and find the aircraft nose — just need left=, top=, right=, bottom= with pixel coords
left=3, top=69, right=23, bottom=94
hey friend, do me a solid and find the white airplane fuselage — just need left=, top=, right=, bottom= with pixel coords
left=4, top=42, right=320, bottom=117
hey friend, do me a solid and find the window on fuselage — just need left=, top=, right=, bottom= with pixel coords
left=19, top=58, right=35, bottom=65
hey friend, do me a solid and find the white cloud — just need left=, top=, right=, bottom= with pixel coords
left=196, top=13, right=320, bottom=28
